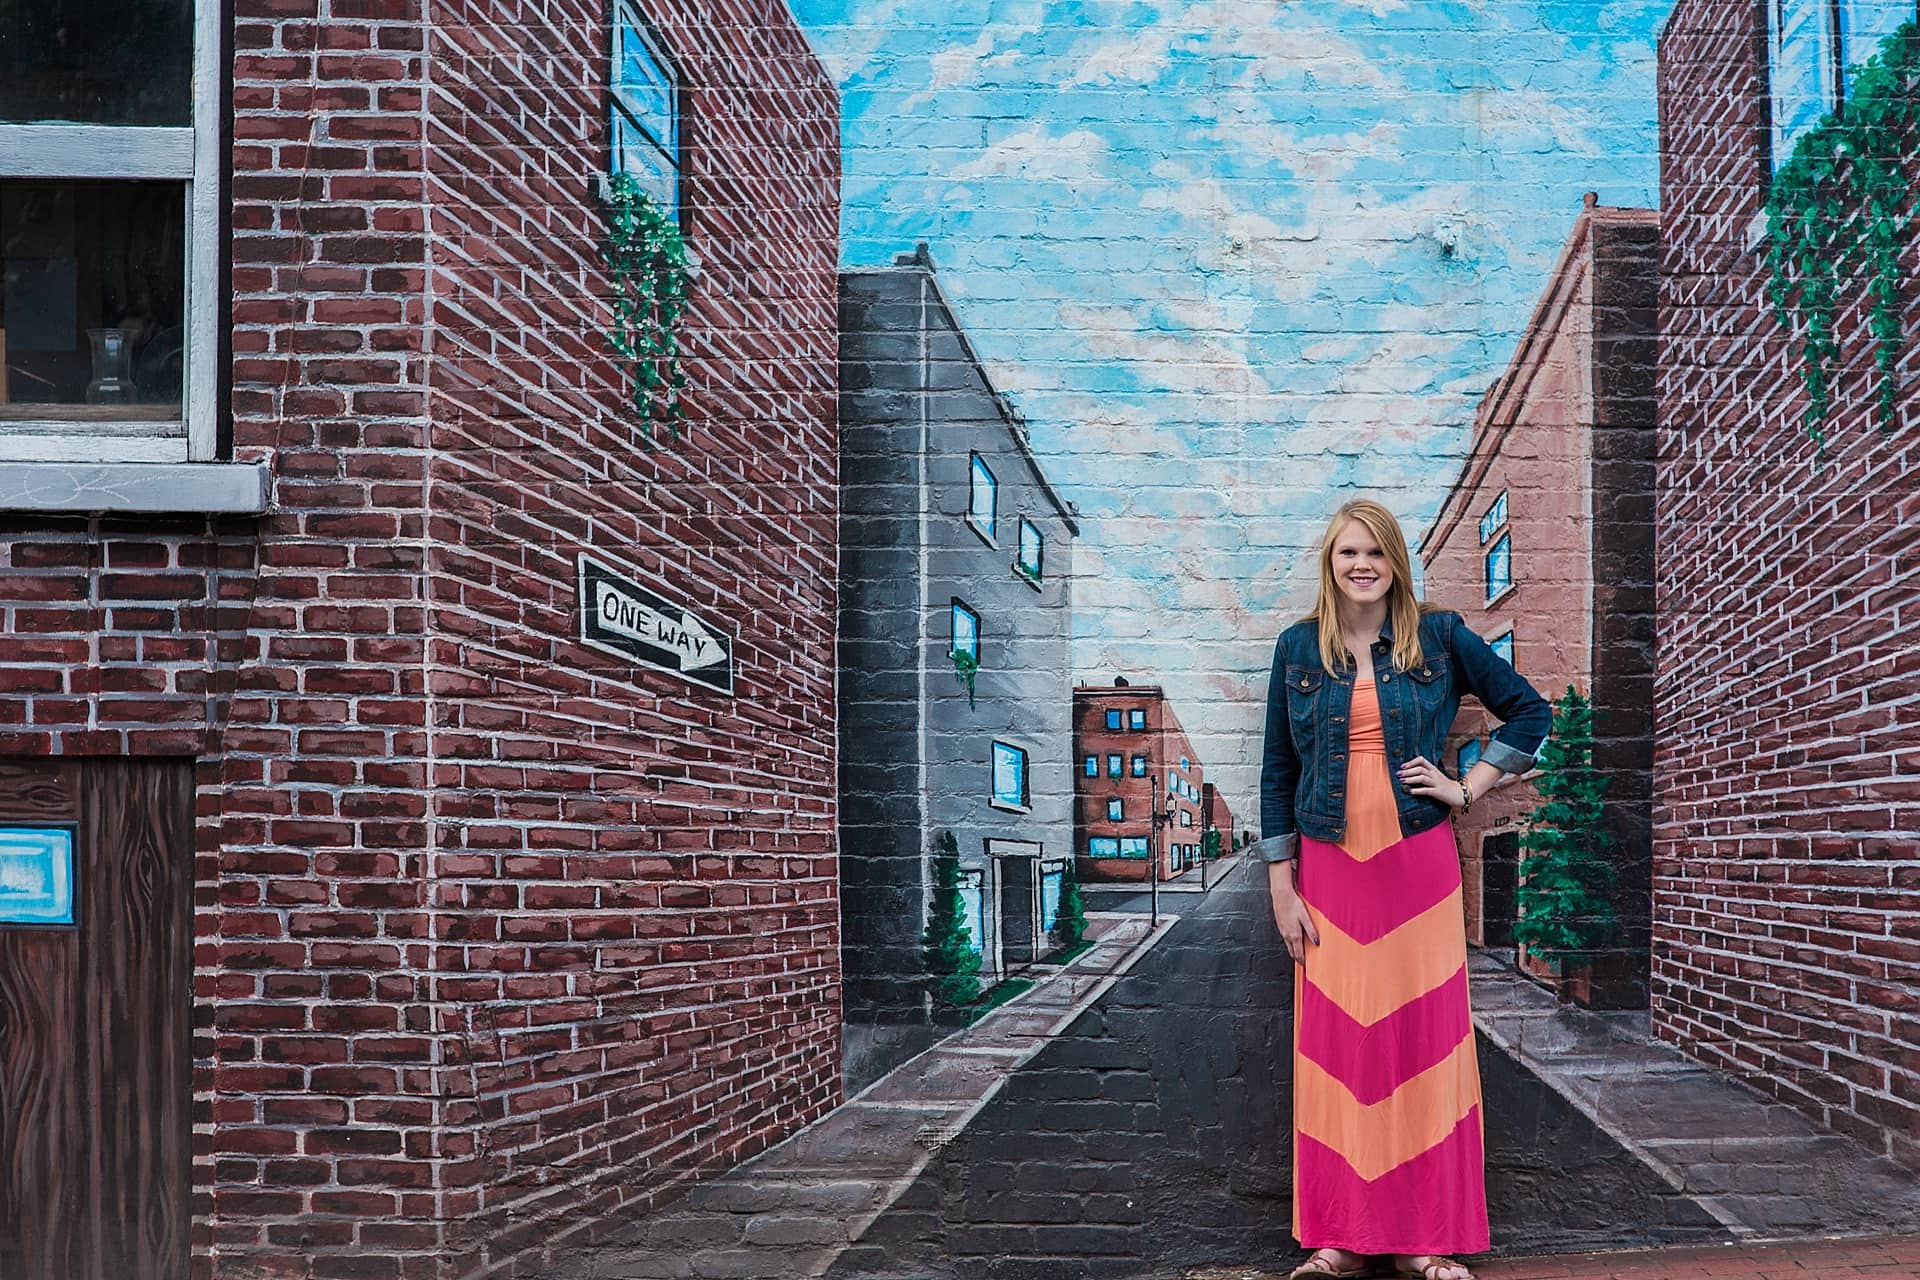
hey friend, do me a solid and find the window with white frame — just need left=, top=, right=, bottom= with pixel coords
left=1485, top=533, right=1512, bottom=602
left=1769, top=1, right=1918, bottom=169
left=968, top=454, right=998, bottom=540
left=1478, top=490, right=1508, bottom=545
left=0, top=0, right=219, bottom=463
left=610, top=0, right=681, bottom=217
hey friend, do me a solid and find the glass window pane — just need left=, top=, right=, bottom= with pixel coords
left=1771, top=0, right=1840, bottom=168
left=1128, top=709, right=1145, bottom=730
left=1, top=180, right=184, bottom=425
left=1089, top=837, right=1119, bottom=858
left=992, top=742, right=1027, bottom=808
left=1105, top=709, right=1121, bottom=730
left=1491, top=632, right=1515, bottom=666
left=970, top=456, right=997, bottom=536
left=958, top=871, right=985, bottom=956
left=1017, top=518, right=1043, bottom=579
left=1839, top=0, right=1915, bottom=71
left=950, top=602, right=979, bottom=660
left=611, top=113, right=680, bottom=211
left=1106, top=754, right=1121, bottom=777
left=613, top=13, right=677, bottom=157
left=1107, top=799, right=1123, bottom=821
left=1485, top=534, right=1512, bottom=601
left=1084, top=755, right=1097, bottom=777
left=1130, top=755, right=1146, bottom=776
left=0, top=0, right=193, bottom=126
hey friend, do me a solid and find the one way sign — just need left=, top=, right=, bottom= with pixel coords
left=576, top=554, right=735, bottom=695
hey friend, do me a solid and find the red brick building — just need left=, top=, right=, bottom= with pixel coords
left=1655, top=0, right=1919, bottom=1166
left=0, top=1, right=840, bottom=1275
left=1419, top=195, right=1660, bottom=1009
left=1200, top=782, right=1236, bottom=856
left=1072, top=682, right=1209, bottom=883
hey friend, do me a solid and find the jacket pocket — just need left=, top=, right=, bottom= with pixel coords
left=1284, top=664, right=1322, bottom=748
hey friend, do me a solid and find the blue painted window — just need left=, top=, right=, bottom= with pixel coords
left=1107, top=753, right=1123, bottom=778
left=1017, top=518, right=1044, bottom=581
left=1128, top=708, right=1146, bottom=730
left=1769, top=1, right=1918, bottom=170
left=1179, top=755, right=1190, bottom=770
left=1459, top=738, right=1483, bottom=776
left=1106, top=708, right=1122, bottom=731
left=1084, top=755, right=1098, bottom=777
left=969, top=454, right=998, bottom=539
left=1107, top=798, right=1124, bottom=821
left=1478, top=490, right=1508, bottom=545
left=1041, top=863, right=1063, bottom=931
left=1485, top=533, right=1512, bottom=602
left=958, top=868, right=986, bottom=956
left=1167, top=769, right=1178, bottom=793
left=1130, top=754, right=1147, bottom=777
left=610, top=1, right=680, bottom=215
left=950, top=600, right=980, bottom=661
left=1119, top=836, right=1149, bottom=858
left=0, top=827, right=74, bottom=925
left=1179, top=810, right=1192, bottom=827
left=1089, top=836, right=1121, bottom=858
left=991, top=741, right=1029, bottom=810
left=1491, top=631, right=1516, bottom=667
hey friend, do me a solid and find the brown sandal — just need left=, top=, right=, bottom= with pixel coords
left=1290, top=1249, right=1377, bottom=1279
left=1395, top=1259, right=1474, bottom=1280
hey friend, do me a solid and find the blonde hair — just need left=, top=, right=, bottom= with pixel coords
left=1303, top=499, right=1437, bottom=675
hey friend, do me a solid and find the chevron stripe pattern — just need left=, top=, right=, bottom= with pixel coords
left=1291, top=676, right=1489, bottom=1255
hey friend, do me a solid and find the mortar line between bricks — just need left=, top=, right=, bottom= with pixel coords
left=816, top=913, right=1181, bottom=1276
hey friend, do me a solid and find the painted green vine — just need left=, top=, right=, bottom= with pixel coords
left=950, top=650, right=978, bottom=709
left=1766, top=21, right=1920, bottom=458
left=600, top=172, right=690, bottom=442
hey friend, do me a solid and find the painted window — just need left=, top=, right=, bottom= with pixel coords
left=1167, top=769, right=1179, bottom=793
left=1769, top=1, right=1917, bottom=170
left=1083, top=755, right=1098, bottom=777
left=1459, top=738, right=1483, bottom=776
left=1119, top=836, right=1150, bottom=858
left=1107, top=753, right=1123, bottom=778
left=1017, top=518, right=1044, bottom=582
left=1180, top=755, right=1190, bottom=770
left=1485, top=533, right=1512, bottom=602
left=1106, top=709, right=1122, bottom=731
left=0, top=0, right=220, bottom=463
left=991, top=741, right=1030, bottom=810
left=1040, top=862, right=1064, bottom=931
left=958, top=868, right=986, bottom=957
left=1478, top=490, right=1509, bottom=545
left=1107, top=798, right=1124, bottom=822
left=1491, top=631, right=1515, bottom=666
left=1179, top=810, right=1192, bottom=828
left=969, top=454, right=998, bottom=539
left=1089, top=836, right=1121, bottom=858
left=0, top=827, right=75, bottom=924
left=950, top=600, right=980, bottom=661
left=1128, top=708, right=1147, bottom=730
left=1131, top=754, right=1147, bottom=777
left=610, top=1, right=681, bottom=215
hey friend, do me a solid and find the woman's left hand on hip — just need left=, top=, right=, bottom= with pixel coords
left=1397, top=755, right=1463, bottom=807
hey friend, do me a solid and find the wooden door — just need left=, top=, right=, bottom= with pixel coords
left=0, top=759, right=194, bottom=1280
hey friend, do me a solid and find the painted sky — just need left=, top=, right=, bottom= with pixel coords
left=792, top=0, right=1671, bottom=814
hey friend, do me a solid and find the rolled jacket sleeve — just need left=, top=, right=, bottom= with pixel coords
left=1258, top=634, right=1300, bottom=859
left=1445, top=612, right=1552, bottom=773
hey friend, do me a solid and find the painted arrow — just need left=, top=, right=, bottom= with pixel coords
left=594, top=580, right=727, bottom=672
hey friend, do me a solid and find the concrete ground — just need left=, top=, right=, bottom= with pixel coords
left=1186, top=1233, right=1920, bottom=1279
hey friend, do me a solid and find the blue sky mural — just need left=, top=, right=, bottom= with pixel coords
left=794, top=0, right=1671, bottom=811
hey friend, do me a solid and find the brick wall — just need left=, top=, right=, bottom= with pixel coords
left=0, top=1, right=840, bottom=1275
left=1655, top=0, right=1920, bottom=1166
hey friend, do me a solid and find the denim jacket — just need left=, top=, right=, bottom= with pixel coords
left=1252, top=609, right=1552, bottom=862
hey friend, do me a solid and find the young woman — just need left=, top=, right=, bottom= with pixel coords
left=1251, top=499, right=1552, bottom=1280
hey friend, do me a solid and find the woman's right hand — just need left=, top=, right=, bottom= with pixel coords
left=1268, top=863, right=1320, bottom=964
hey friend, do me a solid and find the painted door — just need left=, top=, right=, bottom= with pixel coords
left=1482, top=830, right=1520, bottom=950
left=0, top=759, right=193, bottom=1280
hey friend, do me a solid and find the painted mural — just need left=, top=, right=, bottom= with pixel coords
left=634, top=0, right=1920, bottom=1275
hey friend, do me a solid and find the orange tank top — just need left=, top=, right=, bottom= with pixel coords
left=1350, top=676, right=1386, bottom=753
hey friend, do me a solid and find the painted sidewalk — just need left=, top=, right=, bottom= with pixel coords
left=1191, top=1234, right=1920, bottom=1279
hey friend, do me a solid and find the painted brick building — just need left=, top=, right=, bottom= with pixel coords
left=1071, top=682, right=1209, bottom=884
left=837, top=248, right=1079, bottom=1086
left=1200, top=782, right=1237, bottom=856
left=1419, top=195, right=1661, bottom=1009
left=1655, top=0, right=1920, bottom=1165
left=0, top=1, right=840, bottom=1275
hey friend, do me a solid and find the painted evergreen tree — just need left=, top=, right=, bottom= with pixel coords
left=921, top=831, right=981, bottom=1008
left=1515, top=686, right=1619, bottom=967
left=1051, top=859, right=1088, bottom=949
left=1203, top=828, right=1222, bottom=860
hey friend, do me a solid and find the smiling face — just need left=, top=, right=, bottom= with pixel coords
left=1329, top=519, right=1394, bottom=610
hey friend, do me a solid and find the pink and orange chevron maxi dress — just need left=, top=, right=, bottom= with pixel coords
left=1292, top=674, right=1489, bottom=1255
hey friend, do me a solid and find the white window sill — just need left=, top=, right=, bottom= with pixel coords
left=0, top=461, right=271, bottom=514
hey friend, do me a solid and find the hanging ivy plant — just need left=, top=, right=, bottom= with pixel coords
left=950, top=650, right=979, bottom=709
left=1766, top=22, right=1920, bottom=459
left=599, top=172, right=690, bottom=442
